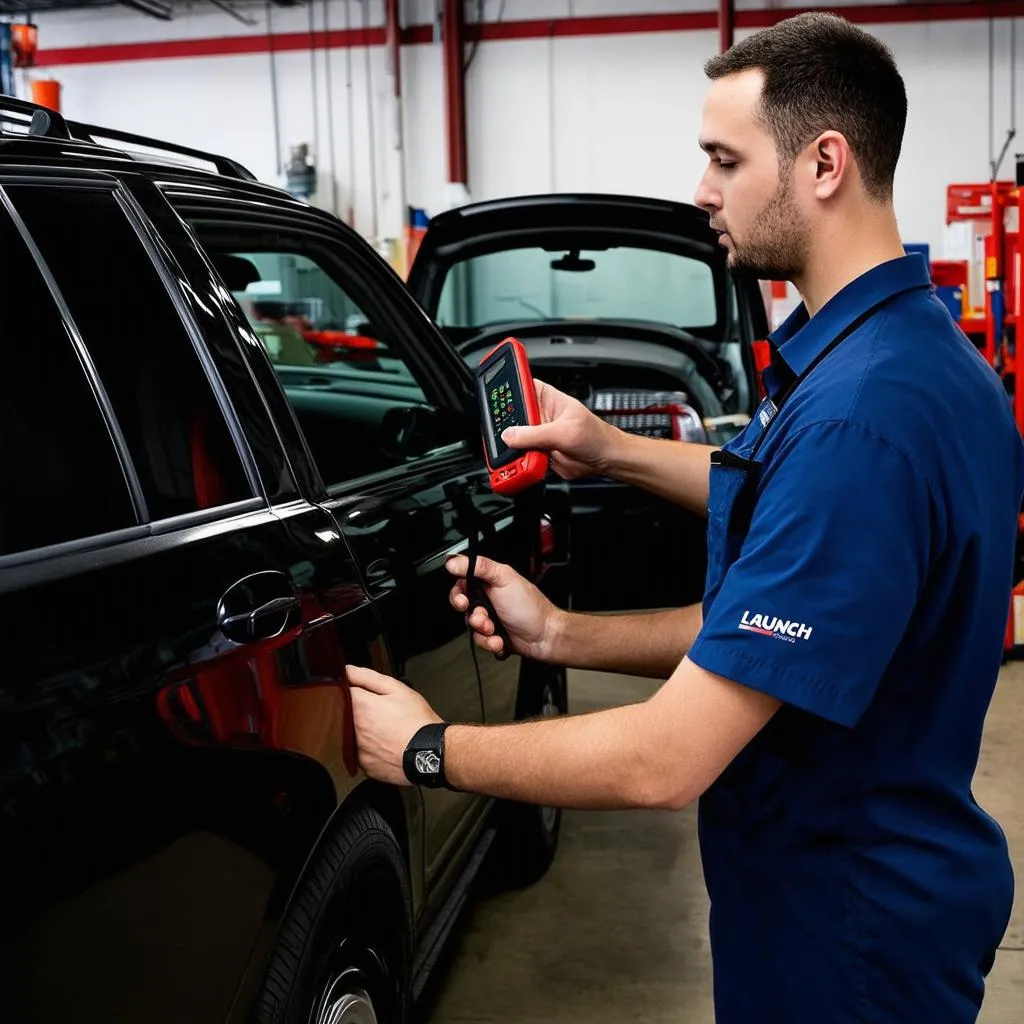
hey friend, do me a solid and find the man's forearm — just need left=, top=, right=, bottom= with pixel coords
left=546, top=602, right=703, bottom=678
left=442, top=655, right=781, bottom=810
left=445, top=701, right=665, bottom=810
left=604, top=432, right=716, bottom=516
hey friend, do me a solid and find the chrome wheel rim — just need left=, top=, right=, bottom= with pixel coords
left=314, top=971, right=379, bottom=1024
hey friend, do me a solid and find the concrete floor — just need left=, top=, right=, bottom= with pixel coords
left=425, top=663, right=1024, bottom=1022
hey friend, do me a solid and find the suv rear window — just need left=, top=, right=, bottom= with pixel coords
left=7, top=186, right=253, bottom=520
left=0, top=200, right=136, bottom=555
left=435, top=244, right=718, bottom=331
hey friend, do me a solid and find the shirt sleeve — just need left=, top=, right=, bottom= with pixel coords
left=687, top=418, right=934, bottom=728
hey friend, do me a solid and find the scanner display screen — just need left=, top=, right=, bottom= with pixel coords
left=480, top=353, right=527, bottom=465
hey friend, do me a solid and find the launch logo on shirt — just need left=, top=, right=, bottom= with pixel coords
left=738, top=610, right=813, bottom=643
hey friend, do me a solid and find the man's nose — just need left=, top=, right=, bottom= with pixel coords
left=694, top=169, right=720, bottom=214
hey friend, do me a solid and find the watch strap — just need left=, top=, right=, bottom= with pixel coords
left=403, top=723, right=450, bottom=789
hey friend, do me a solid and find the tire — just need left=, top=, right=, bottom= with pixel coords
left=490, top=662, right=568, bottom=889
left=253, top=807, right=413, bottom=1024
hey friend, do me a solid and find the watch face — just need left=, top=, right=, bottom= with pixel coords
left=415, top=750, right=441, bottom=775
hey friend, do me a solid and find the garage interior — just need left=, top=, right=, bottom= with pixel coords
left=2, top=1, right=1024, bottom=1022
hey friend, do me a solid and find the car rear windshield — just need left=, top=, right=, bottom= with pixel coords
left=435, top=244, right=718, bottom=332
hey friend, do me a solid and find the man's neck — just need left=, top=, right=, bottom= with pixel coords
left=792, top=206, right=906, bottom=317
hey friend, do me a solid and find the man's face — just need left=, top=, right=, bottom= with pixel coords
left=694, top=69, right=810, bottom=281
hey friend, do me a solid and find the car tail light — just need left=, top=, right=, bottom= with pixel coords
left=751, top=339, right=771, bottom=399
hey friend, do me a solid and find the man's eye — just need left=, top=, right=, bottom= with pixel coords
left=719, top=161, right=737, bottom=171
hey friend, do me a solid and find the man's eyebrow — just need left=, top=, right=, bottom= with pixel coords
left=700, top=139, right=740, bottom=158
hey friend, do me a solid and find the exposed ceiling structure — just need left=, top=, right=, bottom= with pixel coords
left=0, top=0, right=298, bottom=19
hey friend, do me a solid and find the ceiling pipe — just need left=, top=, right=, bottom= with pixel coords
left=719, top=0, right=734, bottom=52
left=442, top=0, right=469, bottom=204
left=119, top=0, right=172, bottom=20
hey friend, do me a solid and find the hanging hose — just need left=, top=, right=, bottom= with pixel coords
left=267, top=0, right=282, bottom=177
left=362, top=0, right=379, bottom=242
left=308, top=0, right=320, bottom=183
left=323, top=0, right=340, bottom=218
left=989, top=15, right=995, bottom=180
left=345, top=0, right=356, bottom=227
left=991, top=14, right=1018, bottom=180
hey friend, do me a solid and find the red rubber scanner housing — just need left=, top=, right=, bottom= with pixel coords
left=476, top=337, right=549, bottom=495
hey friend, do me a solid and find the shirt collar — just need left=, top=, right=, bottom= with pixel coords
left=761, top=253, right=932, bottom=402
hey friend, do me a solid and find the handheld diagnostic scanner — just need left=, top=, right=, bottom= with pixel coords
left=476, top=337, right=549, bottom=495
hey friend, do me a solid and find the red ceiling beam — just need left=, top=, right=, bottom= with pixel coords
left=36, top=3, right=1024, bottom=67
left=38, top=26, right=384, bottom=66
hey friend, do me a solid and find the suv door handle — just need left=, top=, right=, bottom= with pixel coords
left=217, top=571, right=301, bottom=644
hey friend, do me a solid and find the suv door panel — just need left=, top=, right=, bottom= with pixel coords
left=0, top=504, right=381, bottom=1024
left=168, top=201, right=511, bottom=902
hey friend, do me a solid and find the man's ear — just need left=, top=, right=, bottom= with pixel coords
left=812, top=131, right=852, bottom=200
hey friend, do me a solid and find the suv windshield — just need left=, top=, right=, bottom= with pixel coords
left=435, top=245, right=717, bottom=331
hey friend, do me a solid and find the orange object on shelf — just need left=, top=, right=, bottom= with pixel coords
left=29, top=79, right=61, bottom=113
left=11, top=23, right=38, bottom=68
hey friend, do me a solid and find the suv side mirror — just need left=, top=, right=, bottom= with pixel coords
left=382, top=404, right=479, bottom=461
left=381, top=405, right=441, bottom=460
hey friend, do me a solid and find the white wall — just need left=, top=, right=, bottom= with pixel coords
left=18, top=1, right=1024, bottom=257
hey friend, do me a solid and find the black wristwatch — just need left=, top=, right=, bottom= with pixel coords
left=403, top=723, right=451, bottom=789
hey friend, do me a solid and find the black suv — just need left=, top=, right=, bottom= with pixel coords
left=0, top=99, right=571, bottom=1024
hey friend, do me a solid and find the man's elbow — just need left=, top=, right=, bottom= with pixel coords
left=628, top=770, right=701, bottom=812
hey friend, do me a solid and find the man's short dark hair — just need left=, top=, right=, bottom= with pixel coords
left=704, top=13, right=907, bottom=201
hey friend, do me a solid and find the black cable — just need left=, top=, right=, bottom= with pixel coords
left=465, top=0, right=506, bottom=73
left=464, top=0, right=484, bottom=73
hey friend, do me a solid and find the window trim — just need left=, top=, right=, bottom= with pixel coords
left=0, top=181, right=149, bottom=525
left=0, top=496, right=267, bottom=585
left=113, top=184, right=266, bottom=505
left=138, top=180, right=312, bottom=503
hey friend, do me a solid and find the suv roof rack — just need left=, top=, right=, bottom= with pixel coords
left=65, top=120, right=257, bottom=181
left=0, top=96, right=256, bottom=182
left=0, top=96, right=71, bottom=140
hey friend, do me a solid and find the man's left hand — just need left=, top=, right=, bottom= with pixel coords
left=347, top=665, right=443, bottom=786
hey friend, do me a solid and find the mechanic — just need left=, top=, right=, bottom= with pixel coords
left=348, top=13, right=1024, bottom=1023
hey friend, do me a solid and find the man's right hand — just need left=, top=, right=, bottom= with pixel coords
left=501, top=379, right=622, bottom=480
left=445, top=554, right=562, bottom=662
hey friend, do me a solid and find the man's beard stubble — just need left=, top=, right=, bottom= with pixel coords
left=726, top=176, right=810, bottom=282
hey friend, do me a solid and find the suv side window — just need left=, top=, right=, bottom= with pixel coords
left=0, top=199, right=136, bottom=555
left=6, top=185, right=253, bottom=521
left=197, top=236, right=449, bottom=488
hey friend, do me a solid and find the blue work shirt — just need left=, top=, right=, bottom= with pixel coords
left=687, top=254, right=1024, bottom=1022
